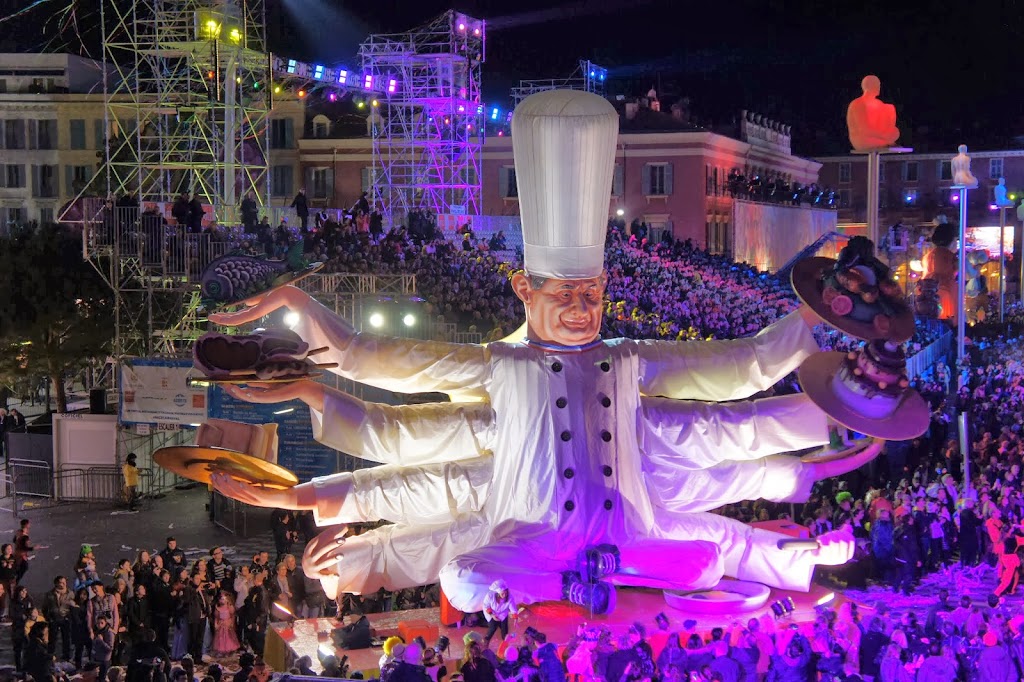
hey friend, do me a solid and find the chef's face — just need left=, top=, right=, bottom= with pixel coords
left=512, top=272, right=606, bottom=346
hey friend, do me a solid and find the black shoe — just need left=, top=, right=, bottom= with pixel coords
left=561, top=571, right=615, bottom=614
left=577, top=544, right=621, bottom=583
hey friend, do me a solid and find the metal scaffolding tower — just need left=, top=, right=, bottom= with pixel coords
left=100, top=0, right=271, bottom=209
left=359, top=11, right=485, bottom=226
left=511, top=60, right=608, bottom=107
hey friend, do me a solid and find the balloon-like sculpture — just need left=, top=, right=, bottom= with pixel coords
left=846, top=75, right=900, bottom=151
left=994, top=177, right=1014, bottom=207
left=208, top=90, right=880, bottom=615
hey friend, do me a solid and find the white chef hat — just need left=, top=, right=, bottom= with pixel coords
left=512, top=89, right=619, bottom=280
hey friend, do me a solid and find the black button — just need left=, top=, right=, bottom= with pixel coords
left=602, top=465, right=613, bottom=477
left=560, top=431, right=572, bottom=442
left=604, top=500, right=613, bottom=510
left=601, top=430, right=612, bottom=442
left=556, top=397, right=567, bottom=409
left=600, top=396, right=611, bottom=408
left=552, top=361, right=563, bottom=373
left=600, top=362, right=610, bottom=372
left=563, top=468, right=574, bottom=479
left=564, top=500, right=575, bottom=512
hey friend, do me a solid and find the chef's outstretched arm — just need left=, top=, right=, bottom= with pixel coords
left=222, top=382, right=494, bottom=465
left=636, top=305, right=820, bottom=402
left=210, top=286, right=489, bottom=397
left=211, top=456, right=492, bottom=527
left=639, top=392, right=828, bottom=470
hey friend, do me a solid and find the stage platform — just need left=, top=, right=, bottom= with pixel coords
left=265, top=583, right=843, bottom=676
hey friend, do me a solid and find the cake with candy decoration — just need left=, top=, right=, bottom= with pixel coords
left=792, top=236, right=914, bottom=342
left=832, top=340, right=911, bottom=420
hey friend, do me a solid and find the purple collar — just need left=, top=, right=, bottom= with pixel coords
left=522, top=337, right=605, bottom=354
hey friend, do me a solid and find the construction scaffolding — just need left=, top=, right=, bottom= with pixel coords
left=511, top=60, right=608, bottom=107
left=359, top=10, right=486, bottom=227
left=99, top=0, right=271, bottom=210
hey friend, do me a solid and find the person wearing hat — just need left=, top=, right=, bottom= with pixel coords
left=481, top=579, right=517, bottom=648
left=207, top=89, right=880, bottom=615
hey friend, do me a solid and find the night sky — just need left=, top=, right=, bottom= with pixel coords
left=9, top=0, right=1024, bottom=155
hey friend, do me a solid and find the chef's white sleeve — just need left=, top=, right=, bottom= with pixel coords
left=644, top=454, right=818, bottom=514
left=636, top=311, right=820, bottom=402
left=309, top=458, right=493, bottom=526
left=310, top=393, right=495, bottom=465
left=291, top=296, right=490, bottom=397
left=639, top=393, right=829, bottom=470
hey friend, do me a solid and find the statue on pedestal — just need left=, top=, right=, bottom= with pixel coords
left=921, top=221, right=958, bottom=321
left=846, top=75, right=900, bottom=151
left=995, top=177, right=1014, bottom=207
left=952, top=145, right=978, bottom=188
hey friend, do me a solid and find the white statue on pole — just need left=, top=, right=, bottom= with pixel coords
left=994, top=177, right=1014, bottom=207
left=952, top=145, right=979, bottom=188
left=206, top=90, right=880, bottom=616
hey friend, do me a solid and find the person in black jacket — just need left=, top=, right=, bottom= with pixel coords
left=184, top=574, right=208, bottom=662
left=26, top=621, right=56, bottom=682
left=149, top=570, right=173, bottom=649
left=10, top=584, right=33, bottom=670
left=157, top=538, right=185, bottom=573
left=126, top=627, right=171, bottom=682
left=858, top=616, right=890, bottom=680
left=71, top=588, right=91, bottom=669
left=240, top=193, right=259, bottom=232
left=291, top=189, right=309, bottom=230
left=187, top=194, right=205, bottom=233
left=893, top=512, right=921, bottom=595
left=960, top=497, right=982, bottom=566
left=125, top=583, right=151, bottom=649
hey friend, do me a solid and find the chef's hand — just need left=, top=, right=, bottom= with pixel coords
left=809, top=528, right=854, bottom=566
left=208, top=285, right=311, bottom=326
left=210, top=472, right=316, bottom=511
left=303, top=526, right=349, bottom=599
left=222, top=380, right=325, bottom=413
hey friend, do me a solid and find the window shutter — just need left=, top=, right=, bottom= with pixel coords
left=325, top=169, right=334, bottom=200
left=304, top=167, right=314, bottom=195
left=612, top=164, right=624, bottom=197
left=361, top=167, right=370, bottom=193
left=665, top=163, right=674, bottom=195
left=282, top=165, right=293, bottom=196
left=94, top=119, right=104, bottom=149
left=498, top=167, right=508, bottom=198
left=31, top=165, right=39, bottom=197
left=65, top=165, right=73, bottom=196
left=642, top=164, right=652, bottom=195
left=284, top=118, right=295, bottom=148
left=0, top=120, right=5, bottom=150
left=27, top=120, right=37, bottom=150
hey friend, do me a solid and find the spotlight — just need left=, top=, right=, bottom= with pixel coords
left=328, top=93, right=337, bottom=102
left=1011, top=194, right=1017, bottom=200
left=403, top=313, right=416, bottom=327
left=363, top=74, right=373, bottom=89
left=284, top=311, right=301, bottom=328
left=590, top=70, right=596, bottom=77
left=235, top=76, right=241, bottom=83
left=372, top=99, right=379, bottom=107
left=951, top=193, right=960, bottom=203
left=616, top=208, right=625, bottom=217
left=909, top=259, right=924, bottom=272
left=474, top=27, right=481, bottom=36
left=458, top=22, right=466, bottom=31
left=497, top=131, right=503, bottom=136
left=388, top=79, right=397, bottom=93
left=313, top=65, right=325, bottom=80
left=287, top=59, right=297, bottom=74
left=356, top=100, right=365, bottom=108
left=491, top=107, right=499, bottom=121
left=228, top=27, right=241, bottom=43
left=274, top=85, right=281, bottom=94
left=369, top=312, right=384, bottom=328
left=297, top=89, right=306, bottom=98
left=338, top=70, right=348, bottom=85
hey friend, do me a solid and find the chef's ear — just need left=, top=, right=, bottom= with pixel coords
left=511, top=271, right=533, bottom=304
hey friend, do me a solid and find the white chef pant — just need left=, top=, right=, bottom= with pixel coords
left=438, top=536, right=725, bottom=614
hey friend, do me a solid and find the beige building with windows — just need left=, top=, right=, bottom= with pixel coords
left=0, top=53, right=113, bottom=227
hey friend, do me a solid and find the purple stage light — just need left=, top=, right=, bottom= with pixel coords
left=388, top=79, right=397, bottom=93
left=458, top=22, right=466, bottom=31
left=363, top=74, right=373, bottom=89
left=328, top=92, right=337, bottom=102
left=951, top=193, right=960, bottom=203
left=338, top=70, right=348, bottom=85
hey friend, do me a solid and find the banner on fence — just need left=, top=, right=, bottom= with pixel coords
left=120, top=358, right=208, bottom=425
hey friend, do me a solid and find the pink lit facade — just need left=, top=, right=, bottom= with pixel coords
left=295, top=129, right=822, bottom=249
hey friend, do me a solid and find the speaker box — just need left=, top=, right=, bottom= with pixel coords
left=89, top=388, right=107, bottom=414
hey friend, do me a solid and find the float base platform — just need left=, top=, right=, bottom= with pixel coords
left=265, top=583, right=842, bottom=676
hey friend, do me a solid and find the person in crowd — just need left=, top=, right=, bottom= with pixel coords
left=210, top=591, right=241, bottom=656
left=123, top=453, right=140, bottom=511
left=290, top=189, right=310, bottom=231
left=13, top=518, right=34, bottom=582
left=43, top=574, right=75, bottom=661
left=159, top=538, right=186, bottom=572
left=93, top=615, right=115, bottom=682
left=482, top=579, right=517, bottom=648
